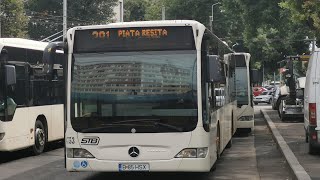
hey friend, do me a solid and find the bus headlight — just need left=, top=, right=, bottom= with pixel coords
left=175, top=148, right=208, bottom=158
left=67, top=148, right=95, bottom=158
left=0, top=133, right=4, bottom=141
left=197, top=148, right=208, bottom=158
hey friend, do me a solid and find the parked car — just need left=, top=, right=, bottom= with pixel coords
left=271, top=86, right=281, bottom=110
left=304, top=50, right=320, bottom=154
left=253, top=91, right=273, bottom=105
left=265, top=86, right=275, bottom=92
left=278, top=78, right=305, bottom=121
left=253, top=87, right=267, bottom=96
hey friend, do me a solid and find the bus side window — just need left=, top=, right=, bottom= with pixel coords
left=10, top=65, right=27, bottom=106
left=213, top=85, right=219, bottom=108
left=208, top=83, right=214, bottom=109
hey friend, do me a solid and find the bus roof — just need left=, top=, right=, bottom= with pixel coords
left=109, top=20, right=202, bottom=26
left=71, top=20, right=204, bottom=30
left=0, top=38, right=49, bottom=51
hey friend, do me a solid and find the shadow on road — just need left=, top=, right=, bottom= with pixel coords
left=0, top=140, right=64, bottom=164
left=84, top=172, right=209, bottom=180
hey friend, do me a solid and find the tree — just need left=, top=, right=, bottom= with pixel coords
left=145, top=0, right=163, bottom=20
left=279, top=0, right=320, bottom=44
left=124, top=0, right=148, bottom=21
left=164, top=0, right=213, bottom=24
left=227, top=0, right=312, bottom=74
left=26, top=0, right=118, bottom=40
left=0, top=0, right=28, bottom=38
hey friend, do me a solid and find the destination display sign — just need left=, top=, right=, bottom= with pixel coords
left=73, top=26, right=195, bottom=53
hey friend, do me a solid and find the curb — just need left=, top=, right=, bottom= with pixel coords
left=260, top=109, right=311, bottom=180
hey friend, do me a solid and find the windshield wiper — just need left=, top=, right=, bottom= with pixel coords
left=112, top=119, right=183, bottom=132
left=81, top=125, right=117, bottom=133
left=111, top=119, right=160, bottom=124
left=81, top=123, right=152, bottom=133
left=153, top=122, right=183, bottom=132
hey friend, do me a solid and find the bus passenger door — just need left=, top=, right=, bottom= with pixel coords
left=5, top=63, right=30, bottom=148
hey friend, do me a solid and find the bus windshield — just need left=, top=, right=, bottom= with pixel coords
left=71, top=50, right=198, bottom=133
left=235, top=67, right=249, bottom=105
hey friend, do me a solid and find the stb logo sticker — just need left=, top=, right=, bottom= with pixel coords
left=81, top=137, right=100, bottom=145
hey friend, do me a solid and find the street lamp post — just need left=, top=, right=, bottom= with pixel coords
left=162, top=5, right=166, bottom=20
left=0, top=2, right=2, bottom=38
left=210, top=2, right=221, bottom=32
left=63, top=0, right=67, bottom=41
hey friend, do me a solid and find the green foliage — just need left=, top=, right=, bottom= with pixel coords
left=0, top=0, right=28, bottom=38
left=124, top=0, right=148, bottom=21
left=279, top=0, right=320, bottom=44
left=26, top=0, right=118, bottom=40
left=145, top=0, right=163, bottom=20
left=141, top=0, right=312, bottom=79
left=144, top=0, right=214, bottom=25
left=219, top=0, right=244, bottom=42
left=231, top=0, right=312, bottom=76
left=165, top=0, right=212, bottom=24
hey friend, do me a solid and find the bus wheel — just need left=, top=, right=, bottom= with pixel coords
left=32, top=120, right=46, bottom=155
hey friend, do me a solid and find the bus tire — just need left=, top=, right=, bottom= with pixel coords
left=32, top=120, right=46, bottom=155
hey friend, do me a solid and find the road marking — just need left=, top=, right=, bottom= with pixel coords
left=0, top=148, right=64, bottom=180
left=261, top=109, right=311, bottom=180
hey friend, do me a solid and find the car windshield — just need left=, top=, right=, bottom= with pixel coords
left=71, top=50, right=198, bottom=133
left=261, top=91, right=268, bottom=95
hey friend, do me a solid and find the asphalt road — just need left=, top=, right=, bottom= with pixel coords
left=0, top=105, right=293, bottom=180
left=263, top=105, right=320, bottom=180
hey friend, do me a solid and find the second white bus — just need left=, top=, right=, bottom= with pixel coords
left=0, top=38, right=65, bottom=154
left=224, top=53, right=254, bottom=133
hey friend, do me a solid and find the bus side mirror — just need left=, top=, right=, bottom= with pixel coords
left=0, top=49, right=8, bottom=62
left=43, top=42, right=65, bottom=75
left=5, top=65, right=16, bottom=85
left=206, top=55, right=225, bottom=83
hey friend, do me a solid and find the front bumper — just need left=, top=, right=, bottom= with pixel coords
left=282, top=107, right=304, bottom=118
left=66, top=156, right=211, bottom=172
left=253, top=99, right=269, bottom=103
left=236, top=120, right=254, bottom=129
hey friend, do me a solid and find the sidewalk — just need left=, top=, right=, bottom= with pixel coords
left=261, top=108, right=318, bottom=180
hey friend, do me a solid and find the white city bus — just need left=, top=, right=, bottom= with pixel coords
left=224, top=53, right=254, bottom=133
left=0, top=38, right=65, bottom=155
left=62, top=20, right=250, bottom=172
